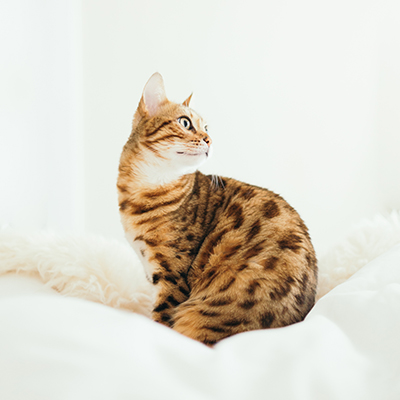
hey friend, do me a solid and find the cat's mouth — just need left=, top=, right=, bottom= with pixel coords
left=176, top=151, right=209, bottom=157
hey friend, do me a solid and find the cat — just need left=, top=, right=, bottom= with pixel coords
left=117, top=73, right=318, bottom=346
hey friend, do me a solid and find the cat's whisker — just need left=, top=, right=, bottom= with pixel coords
left=213, top=175, right=218, bottom=190
left=210, top=174, right=220, bottom=191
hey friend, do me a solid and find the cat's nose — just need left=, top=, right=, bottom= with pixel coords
left=202, top=135, right=212, bottom=147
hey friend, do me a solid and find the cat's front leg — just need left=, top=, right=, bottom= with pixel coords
left=127, top=232, right=191, bottom=326
left=150, top=267, right=191, bottom=327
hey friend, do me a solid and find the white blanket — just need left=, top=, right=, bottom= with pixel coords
left=1, top=242, right=399, bottom=399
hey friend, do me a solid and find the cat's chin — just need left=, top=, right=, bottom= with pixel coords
left=174, top=152, right=209, bottom=171
left=175, top=145, right=212, bottom=161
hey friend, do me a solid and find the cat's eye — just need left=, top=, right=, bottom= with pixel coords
left=178, top=117, right=192, bottom=130
left=204, top=125, right=208, bottom=133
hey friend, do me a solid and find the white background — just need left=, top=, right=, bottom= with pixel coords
left=1, top=0, right=400, bottom=255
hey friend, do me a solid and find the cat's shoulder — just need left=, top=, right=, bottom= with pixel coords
left=199, top=172, right=290, bottom=205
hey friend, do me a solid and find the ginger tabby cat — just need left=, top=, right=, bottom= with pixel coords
left=117, top=73, right=317, bottom=346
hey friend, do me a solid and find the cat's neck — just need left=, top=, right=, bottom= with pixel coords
left=135, top=159, right=197, bottom=187
left=118, top=146, right=198, bottom=192
left=118, top=155, right=196, bottom=206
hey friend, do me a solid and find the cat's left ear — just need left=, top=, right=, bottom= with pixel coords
left=139, top=72, right=168, bottom=117
left=182, top=93, right=193, bottom=107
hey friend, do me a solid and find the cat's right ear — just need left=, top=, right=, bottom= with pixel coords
left=137, top=72, right=168, bottom=117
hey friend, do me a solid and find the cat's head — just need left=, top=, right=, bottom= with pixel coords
left=124, top=73, right=212, bottom=186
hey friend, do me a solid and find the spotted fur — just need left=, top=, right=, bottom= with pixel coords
left=118, top=73, right=317, bottom=345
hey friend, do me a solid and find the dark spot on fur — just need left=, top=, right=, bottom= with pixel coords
left=263, top=200, right=280, bottom=219
left=278, top=234, right=303, bottom=253
left=200, top=269, right=218, bottom=290
left=238, top=299, right=258, bottom=310
left=246, top=280, right=261, bottom=295
left=219, top=277, right=236, bottom=292
left=165, top=240, right=180, bottom=250
left=117, top=184, right=128, bottom=193
left=164, top=275, right=177, bottom=285
left=233, top=214, right=244, bottom=229
left=244, top=240, right=266, bottom=259
left=207, top=269, right=216, bottom=279
left=199, top=310, right=220, bottom=317
left=202, top=326, right=227, bottom=333
left=240, top=187, right=255, bottom=201
left=179, top=270, right=187, bottom=279
left=226, top=203, right=242, bottom=219
left=264, top=256, right=279, bottom=270
left=270, top=282, right=292, bottom=301
left=167, top=295, right=180, bottom=307
left=188, top=247, right=198, bottom=257
left=186, top=233, right=195, bottom=241
left=224, top=319, right=246, bottom=327
left=295, top=293, right=306, bottom=306
left=154, top=252, right=163, bottom=261
left=225, top=203, right=244, bottom=230
left=130, top=195, right=184, bottom=215
left=237, top=264, right=248, bottom=272
left=161, top=313, right=172, bottom=323
left=152, top=273, right=161, bottom=284
left=203, top=339, right=217, bottom=346
left=286, top=276, right=295, bottom=285
left=145, top=238, right=158, bottom=247
left=222, top=244, right=242, bottom=260
left=160, top=260, right=171, bottom=272
left=300, top=272, right=309, bottom=291
left=140, top=249, right=145, bottom=257
left=178, top=285, right=190, bottom=297
left=208, top=298, right=233, bottom=307
left=119, top=200, right=129, bottom=211
left=136, top=215, right=163, bottom=226
left=232, top=187, right=241, bottom=197
left=306, top=253, right=317, bottom=272
left=207, top=229, right=229, bottom=255
left=260, top=311, right=275, bottom=328
left=176, top=254, right=182, bottom=260
left=153, top=302, right=169, bottom=312
left=246, top=220, right=261, bottom=241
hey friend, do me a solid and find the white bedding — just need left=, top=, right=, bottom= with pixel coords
left=1, top=243, right=400, bottom=399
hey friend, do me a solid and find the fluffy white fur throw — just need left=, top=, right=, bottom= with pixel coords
left=0, top=231, right=153, bottom=316
left=317, top=210, right=400, bottom=299
left=1, top=211, right=400, bottom=311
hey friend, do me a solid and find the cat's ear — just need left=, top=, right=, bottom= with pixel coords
left=139, top=72, right=168, bottom=117
left=182, top=93, right=193, bottom=107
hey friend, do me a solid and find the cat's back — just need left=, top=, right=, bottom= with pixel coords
left=182, top=172, right=317, bottom=333
left=195, top=172, right=315, bottom=257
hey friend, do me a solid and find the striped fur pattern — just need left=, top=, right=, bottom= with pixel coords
left=118, top=73, right=317, bottom=346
